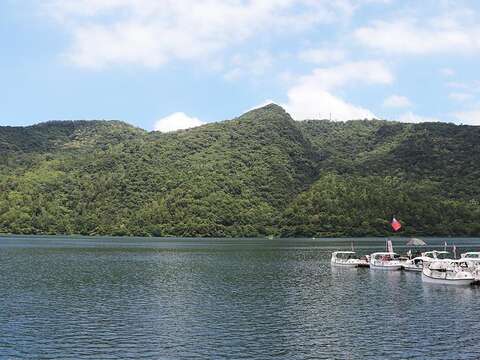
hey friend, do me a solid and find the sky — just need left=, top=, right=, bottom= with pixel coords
left=1, top=0, right=479, bottom=131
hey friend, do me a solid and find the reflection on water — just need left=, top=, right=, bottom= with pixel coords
left=1, top=236, right=480, bottom=359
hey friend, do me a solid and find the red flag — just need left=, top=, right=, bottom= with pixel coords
left=391, top=217, right=402, bottom=232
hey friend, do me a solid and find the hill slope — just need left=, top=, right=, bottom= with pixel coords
left=0, top=105, right=479, bottom=237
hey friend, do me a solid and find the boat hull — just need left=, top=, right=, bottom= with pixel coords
left=331, top=261, right=358, bottom=268
left=403, top=266, right=422, bottom=272
left=357, top=261, right=370, bottom=268
left=422, top=272, right=475, bottom=286
left=370, top=264, right=402, bottom=271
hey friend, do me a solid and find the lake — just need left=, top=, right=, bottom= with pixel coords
left=1, top=236, right=480, bottom=359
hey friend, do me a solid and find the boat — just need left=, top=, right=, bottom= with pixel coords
left=369, top=252, right=403, bottom=270
left=402, top=251, right=451, bottom=272
left=330, top=251, right=362, bottom=267
left=402, top=256, right=426, bottom=272
left=460, top=252, right=480, bottom=263
left=357, top=255, right=371, bottom=268
left=459, top=252, right=480, bottom=281
left=421, top=250, right=451, bottom=262
left=422, top=260, right=475, bottom=286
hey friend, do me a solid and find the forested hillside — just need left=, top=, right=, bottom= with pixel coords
left=0, top=104, right=479, bottom=237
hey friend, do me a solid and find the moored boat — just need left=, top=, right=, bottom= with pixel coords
left=357, top=256, right=370, bottom=268
left=369, top=252, right=403, bottom=270
left=330, top=251, right=362, bottom=267
left=459, top=252, right=480, bottom=281
left=422, top=260, right=475, bottom=286
left=421, top=250, right=451, bottom=262
left=460, top=252, right=480, bottom=263
left=402, top=256, right=426, bottom=272
left=403, top=251, right=450, bottom=272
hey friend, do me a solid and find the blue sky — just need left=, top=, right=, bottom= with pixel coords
left=1, top=0, right=479, bottom=131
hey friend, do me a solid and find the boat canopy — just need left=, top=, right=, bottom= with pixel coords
left=422, top=251, right=450, bottom=259
left=332, top=251, right=357, bottom=259
left=371, top=252, right=398, bottom=261
left=461, top=252, right=480, bottom=259
left=371, top=252, right=397, bottom=256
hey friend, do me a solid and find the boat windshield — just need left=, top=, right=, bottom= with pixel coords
left=464, top=253, right=480, bottom=259
left=436, top=252, right=450, bottom=260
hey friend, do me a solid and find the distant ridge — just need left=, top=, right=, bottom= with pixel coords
left=0, top=120, right=144, bottom=153
left=0, top=105, right=479, bottom=237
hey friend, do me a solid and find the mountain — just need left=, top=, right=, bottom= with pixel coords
left=0, top=104, right=479, bottom=237
left=0, top=120, right=144, bottom=153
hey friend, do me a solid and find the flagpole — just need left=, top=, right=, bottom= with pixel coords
left=389, top=216, right=402, bottom=253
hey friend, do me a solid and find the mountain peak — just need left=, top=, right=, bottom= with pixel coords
left=257, top=103, right=287, bottom=112
left=244, top=103, right=289, bottom=117
left=237, top=103, right=294, bottom=126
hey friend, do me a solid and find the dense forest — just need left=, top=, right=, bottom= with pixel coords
left=0, top=104, right=479, bottom=237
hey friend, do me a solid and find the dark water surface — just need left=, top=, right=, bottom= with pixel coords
left=1, top=236, right=480, bottom=359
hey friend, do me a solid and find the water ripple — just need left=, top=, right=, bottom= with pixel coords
left=1, top=237, right=480, bottom=359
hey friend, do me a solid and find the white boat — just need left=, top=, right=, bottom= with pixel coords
left=402, top=256, right=427, bottom=272
left=460, top=252, right=480, bottom=263
left=403, top=251, right=451, bottom=272
left=330, top=251, right=362, bottom=267
left=369, top=252, right=403, bottom=270
left=422, top=260, right=475, bottom=286
left=358, top=256, right=371, bottom=267
left=421, top=250, right=451, bottom=262
left=459, top=252, right=480, bottom=281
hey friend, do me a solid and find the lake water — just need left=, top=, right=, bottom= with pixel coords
left=1, top=236, right=480, bottom=359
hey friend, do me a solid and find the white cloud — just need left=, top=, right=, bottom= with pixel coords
left=154, top=112, right=205, bottom=132
left=398, top=112, right=441, bottom=123
left=296, top=60, right=393, bottom=91
left=224, top=51, right=274, bottom=81
left=298, top=47, right=346, bottom=64
left=383, top=95, right=411, bottom=108
left=447, top=82, right=468, bottom=90
left=281, top=61, right=393, bottom=120
left=354, top=19, right=480, bottom=55
left=45, top=0, right=356, bottom=69
left=283, top=88, right=375, bottom=120
left=447, top=80, right=480, bottom=92
left=453, top=109, right=480, bottom=125
left=449, top=92, right=473, bottom=102
left=440, top=68, right=455, bottom=77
